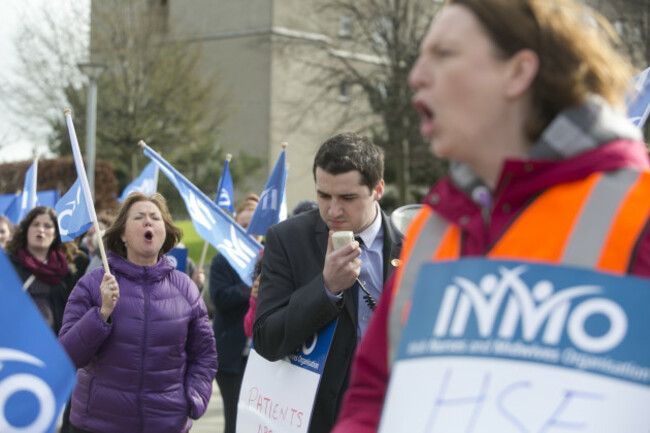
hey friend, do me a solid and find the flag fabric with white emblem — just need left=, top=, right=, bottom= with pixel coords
left=0, top=247, right=76, bottom=432
left=247, top=148, right=287, bottom=236
left=627, top=66, right=650, bottom=128
left=6, top=159, right=38, bottom=225
left=117, top=161, right=159, bottom=202
left=141, top=142, right=262, bottom=285
left=215, top=157, right=234, bottom=214
left=55, top=178, right=93, bottom=242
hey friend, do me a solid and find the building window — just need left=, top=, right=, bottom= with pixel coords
left=613, top=19, right=625, bottom=36
left=632, top=23, right=643, bottom=41
left=339, top=14, right=353, bottom=38
left=375, top=82, right=388, bottom=100
left=373, top=17, right=393, bottom=53
left=338, top=81, right=351, bottom=103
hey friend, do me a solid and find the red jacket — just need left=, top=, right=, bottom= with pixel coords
left=332, top=139, right=650, bottom=433
left=243, top=295, right=257, bottom=338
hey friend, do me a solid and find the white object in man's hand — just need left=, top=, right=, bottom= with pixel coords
left=324, top=230, right=361, bottom=296
left=332, top=231, right=354, bottom=251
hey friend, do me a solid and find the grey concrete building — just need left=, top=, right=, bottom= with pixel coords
left=163, top=0, right=374, bottom=208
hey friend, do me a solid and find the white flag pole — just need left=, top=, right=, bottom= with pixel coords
left=30, top=154, right=39, bottom=210
left=63, top=109, right=111, bottom=275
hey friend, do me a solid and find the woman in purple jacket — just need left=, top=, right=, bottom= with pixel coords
left=59, top=192, right=218, bottom=433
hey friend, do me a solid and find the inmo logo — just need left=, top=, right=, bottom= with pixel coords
left=432, top=266, right=628, bottom=353
left=0, top=348, right=56, bottom=432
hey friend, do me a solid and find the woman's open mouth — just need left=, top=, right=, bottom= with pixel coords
left=144, top=230, right=153, bottom=241
left=413, top=99, right=435, bottom=136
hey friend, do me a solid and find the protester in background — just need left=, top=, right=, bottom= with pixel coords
left=176, top=242, right=205, bottom=292
left=332, top=1, right=650, bottom=431
left=290, top=199, right=318, bottom=217
left=253, top=133, right=403, bottom=433
left=6, top=206, right=76, bottom=336
left=83, top=210, right=116, bottom=275
left=62, top=241, right=89, bottom=286
left=59, top=192, right=217, bottom=433
left=243, top=250, right=263, bottom=338
left=0, top=215, right=14, bottom=250
left=209, top=193, right=260, bottom=433
left=243, top=200, right=317, bottom=337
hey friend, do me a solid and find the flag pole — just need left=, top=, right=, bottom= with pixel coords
left=198, top=240, right=210, bottom=271
left=64, top=109, right=111, bottom=275
left=31, top=154, right=39, bottom=211
left=198, top=153, right=232, bottom=270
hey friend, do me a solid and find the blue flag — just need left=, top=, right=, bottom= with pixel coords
left=0, top=193, right=17, bottom=215
left=247, top=148, right=287, bottom=236
left=118, top=161, right=159, bottom=202
left=627, top=66, right=650, bottom=128
left=6, top=159, right=38, bottom=225
left=55, top=178, right=93, bottom=242
left=1, top=190, right=59, bottom=217
left=36, top=190, right=60, bottom=209
left=0, top=248, right=76, bottom=432
left=141, top=143, right=262, bottom=285
left=215, top=157, right=234, bottom=214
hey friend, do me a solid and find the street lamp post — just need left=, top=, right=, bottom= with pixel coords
left=77, top=61, right=106, bottom=200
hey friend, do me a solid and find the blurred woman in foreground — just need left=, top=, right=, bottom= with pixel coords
left=333, top=0, right=650, bottom=431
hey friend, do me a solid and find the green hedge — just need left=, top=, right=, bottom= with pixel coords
left=175, top=220, right=218, bottom=267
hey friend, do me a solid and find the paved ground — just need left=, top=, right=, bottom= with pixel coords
left=56, top=380, right=225, bottom=432
left=191, top=380, right=225, bottom=433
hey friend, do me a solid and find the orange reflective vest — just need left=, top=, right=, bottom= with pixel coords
left=388, top=169, right=650, bottom=363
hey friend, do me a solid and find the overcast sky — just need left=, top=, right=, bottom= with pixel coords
left=0, top=0, right=90, bottom=164
left=0, top=0, right=49, bottom=163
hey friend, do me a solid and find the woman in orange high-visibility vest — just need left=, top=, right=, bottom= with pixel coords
left=332, top=1, right=650, bottom=432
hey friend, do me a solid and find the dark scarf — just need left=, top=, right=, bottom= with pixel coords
left=17, top=248, right=69, bottom=286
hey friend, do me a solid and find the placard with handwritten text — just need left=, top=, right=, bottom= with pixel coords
left=379, top=259, right=650, bottom=432
left=237, top=320, right=337, bottom=433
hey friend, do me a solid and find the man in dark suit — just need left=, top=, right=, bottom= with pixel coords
left=253, top=132, right=403, bottom=433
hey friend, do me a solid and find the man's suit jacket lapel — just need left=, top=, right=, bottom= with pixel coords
left=381, top=210, right=403, bottom=281
left=314, top=214, right=329, bottom=263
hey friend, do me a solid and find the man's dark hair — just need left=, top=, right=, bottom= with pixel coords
left=312, top=132, right=384, bottom=189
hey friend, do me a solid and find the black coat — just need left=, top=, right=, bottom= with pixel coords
left=209, top=253, right=250, bottom=373
left=10, top=253, right=75, bottom=336
left=253, top=208, right=402, bottom=433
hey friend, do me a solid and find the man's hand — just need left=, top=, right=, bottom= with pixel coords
left=191, top=268, right=205, bottom=288
left=323, top=231, right=362, bottom=295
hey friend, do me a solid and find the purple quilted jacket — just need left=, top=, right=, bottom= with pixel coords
left=59, top=252, right=218, bottom=433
